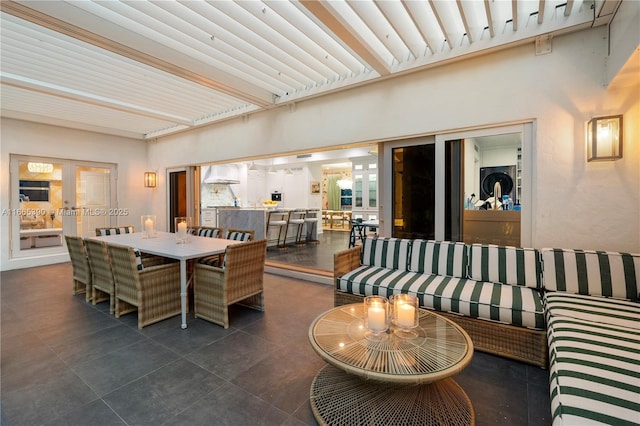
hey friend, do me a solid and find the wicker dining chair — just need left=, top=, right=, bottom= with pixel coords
left=107, top=243, right=182, bottom=329
left=84, top=239, right=115, bottom=313
left=64, top=235, right=93, bottom=302
left=193, top=239, right=267, bottom=328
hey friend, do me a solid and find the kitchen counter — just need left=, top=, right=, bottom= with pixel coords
left=217, top=208, right=318, bottom=246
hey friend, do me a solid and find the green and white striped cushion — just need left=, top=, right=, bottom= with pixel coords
left=227, top=231, right=251, bottom=241
left=97, top=226, right=134, bottom=236
left=361, top=238, right=411, bottom=271
left=133, top=248, right=144, bottom=271
left=409, top=240, right=468, bottom=278
left=196, top=228, right=220, bottom=238
left=546, top=295, right=640, bottom=425
left=545, top=292, right=640, bottom=331
left=337, top=266, right=544, bottom=329
left=469, top=244, right=542, bottom=288
left=542, top=249, right=640, bottom=301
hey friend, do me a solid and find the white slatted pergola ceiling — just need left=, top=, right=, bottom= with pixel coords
left=0, top=0, right=622, bottom=140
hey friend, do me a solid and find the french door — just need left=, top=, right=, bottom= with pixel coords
left=10, top=155, right=116, bottom=259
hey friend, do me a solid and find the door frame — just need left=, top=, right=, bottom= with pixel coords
left=9, top=154, right=117, bottom=262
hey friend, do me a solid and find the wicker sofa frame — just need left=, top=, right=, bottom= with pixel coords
left=334, top=243, right=548, bottom=368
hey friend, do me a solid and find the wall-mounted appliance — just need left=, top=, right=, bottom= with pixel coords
left=479, top=166, right=516, bottom=201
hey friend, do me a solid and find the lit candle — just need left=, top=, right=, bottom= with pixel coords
left=144, top=218, right=154, bottom=234
left=177, top=221, right=187, bottom=239
left=396, top=302, right=415, bottom=328
left=368, top=303, right=386, bottom=332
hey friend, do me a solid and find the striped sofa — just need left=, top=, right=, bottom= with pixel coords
left=334, top=238, right=548, bottom=367
left=334, top=239, right=640, bottom=424
left=542, top=248, right=640, bottom=426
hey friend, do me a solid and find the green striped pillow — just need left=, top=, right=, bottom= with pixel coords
left=409, top=240, right=468, bottom=278
left=542, top=248, right=639, bottom=301
left=468, top=244, right=542, bottom=288
left=361, top=238, right=411, bottom=271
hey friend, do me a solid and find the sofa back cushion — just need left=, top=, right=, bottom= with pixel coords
left=409, top=240, right=468, bottom=278
left=361, top=237, right=411, bottom=271
left=542, top=248, right=639, bottom=301
left=468, top=244, right=542, bottom=288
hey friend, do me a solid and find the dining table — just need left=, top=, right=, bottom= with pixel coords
left=90, top=231, right=241, bottom=329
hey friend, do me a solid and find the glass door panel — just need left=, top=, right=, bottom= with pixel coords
left=368, top=173, right=377, bottom=208
left=392, top=145, right=435, bottom=239
left=354, top=174, right=363, bottom=208
left=12, top=158, right=65, bottom=256
left=75, top=166, right=113, bottom=237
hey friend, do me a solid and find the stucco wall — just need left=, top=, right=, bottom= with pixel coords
left=149, top=26, right=639, bottom=252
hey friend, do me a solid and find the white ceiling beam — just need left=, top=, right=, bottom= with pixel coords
left=538, top=0, right=546, bottom=25
left=484, top=0, right=495, bottom=38
left=2, top=0, right=274, bottom=107
left=428, top=1, right=454, bottom=50
left=456, top=1, right=473, bottom=44
left=1, top=72, right=194, bottom=125
left=401, top=1, right=436, bottom=55
left=512, top=0, right=518, bottom=31
left=299, top=0, right=391, bottom=76
left=564, top=0, right=574, bottom=17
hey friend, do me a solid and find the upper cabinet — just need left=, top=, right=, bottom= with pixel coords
left=351, top=160, right=378, bottom=221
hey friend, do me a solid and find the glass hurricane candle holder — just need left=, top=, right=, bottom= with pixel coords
left=174, top=217, right=191, bottom=244
left=392, top=294, right=419, bottom=339
left=364, top=296, right=389, bottom=341
left=141, top=215, right=156, bottom=238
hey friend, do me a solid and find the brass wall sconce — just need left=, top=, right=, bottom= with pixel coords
left=587, top=115, right=623, bottom=162
left=144, top=171, right=157, bottom=188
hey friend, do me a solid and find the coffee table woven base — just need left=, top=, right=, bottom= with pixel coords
left=310, top=365, right=475, bottom=426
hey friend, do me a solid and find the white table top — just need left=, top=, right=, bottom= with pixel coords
left=90, top=231, right=241, bottom=260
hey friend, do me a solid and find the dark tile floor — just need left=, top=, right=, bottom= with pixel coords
left=265, top=228, right=358, bottom=271
left=1, top=245, right=552, bottom=426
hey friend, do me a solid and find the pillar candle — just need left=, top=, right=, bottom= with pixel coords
left=368, top=304, right=386, bottom=332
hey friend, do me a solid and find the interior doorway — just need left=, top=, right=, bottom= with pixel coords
left=168, top=170, right=187, bottom=233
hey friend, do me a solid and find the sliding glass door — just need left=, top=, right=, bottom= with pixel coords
left=9, top=155, right=116, bottom=259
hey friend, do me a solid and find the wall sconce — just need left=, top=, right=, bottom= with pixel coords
left=144, top=171, right=157, bottom=188
left=587, top=115, right=623, bottom=162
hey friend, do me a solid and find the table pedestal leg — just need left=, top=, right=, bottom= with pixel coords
left=310, top=365, right=475, bottom=426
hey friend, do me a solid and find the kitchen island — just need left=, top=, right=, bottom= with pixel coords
left=218, top=208, right=319, bottom=247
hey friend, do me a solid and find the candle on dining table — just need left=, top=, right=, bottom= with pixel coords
left=396, top=301, right=415, bottom=328
left=367, top=302, right=386, bottom=332
left=144, top=218, right=154, bottom=234
left=177, top=221, right=187, bottom=239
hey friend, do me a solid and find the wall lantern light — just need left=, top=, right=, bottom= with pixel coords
left=587, top=115, right=623, bottom=162
left=144, top=171, right=157, bottom=188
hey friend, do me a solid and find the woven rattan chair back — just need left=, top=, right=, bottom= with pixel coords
left=84, top=238, right=116, bottom=313
left=107, top=243, right=182, bottom=329
left=194, top=239, right=267, bottom=328
left=64, top=235, right=92, bottom=302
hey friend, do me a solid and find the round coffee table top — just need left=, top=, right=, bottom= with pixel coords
left=309, top=303, right=474, bottom=384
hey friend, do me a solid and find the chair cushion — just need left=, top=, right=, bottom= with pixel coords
left=468, top=244, right=542, bottom=288
left=338, top=265, right=544, bottom=329
left=546, top=296, right=640, bottom=425
left=542, top=248, right=640, bottom=301
left=97, top=226, right=134, bottom=236
left=133, top=248, right=143, bottom=271
left=196, top=228, right=220, bottom=238
left=227, top=232, right=251, bottom=241
left=409, top=240, right=468, bottom=278
left=360, top=237, right=411, bottom=271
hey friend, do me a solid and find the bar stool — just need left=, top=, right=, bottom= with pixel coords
left=285, top=209, right=306, bottom=245
left=266, top=210, right=288, bottom=249
left=304, top=209, right=320, bottom=244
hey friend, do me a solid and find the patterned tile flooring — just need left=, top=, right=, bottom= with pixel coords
left=1, top=250, right=551, bottom=425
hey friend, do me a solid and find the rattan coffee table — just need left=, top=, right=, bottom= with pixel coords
left=308, top=303, right=475, bottom=426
